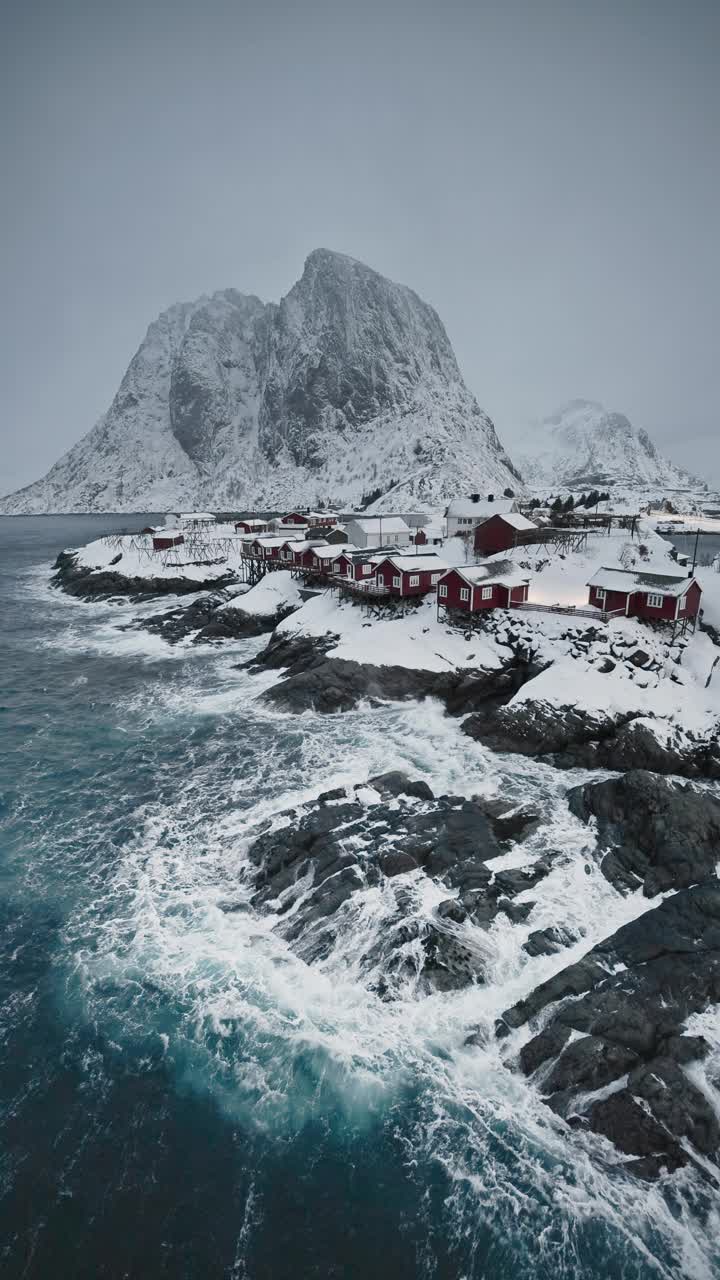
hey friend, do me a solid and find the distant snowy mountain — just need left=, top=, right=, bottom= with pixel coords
left=512, top=399, right=701, bottom=492
left=1, top=250, right=520, bottom=514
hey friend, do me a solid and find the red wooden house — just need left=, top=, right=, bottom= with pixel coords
left=410, top=526, right=444, bottom=547
left=279, top=512, right=311, bottom=527
left=281, top=538, right=328, bottom=568
left=437, top=562, right=530, bottom=613
left=372, top=554, right=449, bottom=597
left=306, top=544, right=353, bottom=575
left=152, top=533, right=185, bottom=551
left=587, top=567, right=702, bottom=622
left=235, top=519, right=268, bottom=534
left=246, top=535, right=302, bottom=562
left=474, top=512, right=538, bottom=556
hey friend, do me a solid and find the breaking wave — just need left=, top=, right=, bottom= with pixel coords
left=2, top=534, right=719, bottom=1278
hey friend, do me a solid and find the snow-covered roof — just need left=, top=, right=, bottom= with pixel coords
left=348, top=516, right=410, bottom=533
left=442, top=559, right=530, bottom=587
left=284, top=538, right=328, bottom=553
left=179, top=512, right=216, bottom=522
left=254, top=534, right=304, bottom=547
left=587, top=566, right=697, bottom=598
left=376, top=554, right=450, bottom=573
left=446, top=498, right=515, bottom=519
left=236, top=518, right=267, bottom=527
left=494, top=512, right=537, bottom=531
left=311, top=543, right=356, bottom=560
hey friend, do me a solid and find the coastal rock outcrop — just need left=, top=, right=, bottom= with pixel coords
left=250, top=629, right=546, bottom=716
left=51, top=549, right=237, bottom=601
left=242, top=773, right=552, bottom=992
left=497, top=883, right=720, bottom=1179
left=567, top=770, right=720, bottom=896
left=462, top=699, right=720, bottom=779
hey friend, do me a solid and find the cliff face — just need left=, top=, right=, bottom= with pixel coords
left=1, top=249, right=519, bottom=514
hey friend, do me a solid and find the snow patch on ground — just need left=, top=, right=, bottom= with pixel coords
left=220, top=570, right=303, bottom=616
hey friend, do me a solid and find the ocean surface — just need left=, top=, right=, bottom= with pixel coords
left=1, top=515, right=719, bottom=1280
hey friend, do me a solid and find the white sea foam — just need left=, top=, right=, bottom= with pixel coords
left=47, top=639, right=718, bottom=1278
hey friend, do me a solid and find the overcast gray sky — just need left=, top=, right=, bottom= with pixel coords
left=2, top=0, right=719, bottom=492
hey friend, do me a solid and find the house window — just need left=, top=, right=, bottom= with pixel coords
left=647, top=593, right=664, bottom=609
left=409, top=575, right=419, bottom=586
left=431, top=573, right=440, bottom=584
left=393, top=576, right=401, bottom=588
left=377, top=574, right=384, bottom=586
left=460, top=587, right=470, bottom=602
left=439, top=584, right=447, bottom=598
left=362, top=563, right=372, bottom=575
left=481, top=586, right=493, bottom=599
left=595, top=588, right=606, bottom=602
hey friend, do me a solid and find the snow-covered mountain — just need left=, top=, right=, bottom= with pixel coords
left=512, top=399, right=701, bottom=492
left=1, top=250, right=520, bottom=514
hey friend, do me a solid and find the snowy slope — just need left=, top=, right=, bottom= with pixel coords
left=1, top=250, right=520, bottom=514
left=512, top=399, right=701, bottom=491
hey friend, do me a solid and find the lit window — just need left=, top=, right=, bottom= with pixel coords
left=409, top=575, right=419, bottom=586
left=460, top=587, right=470, bottom=602
left=439, top=584, right=447, bottom=598
left=647, top=593, right=664, bottom=609
left=482, top=586, right=493, bottom=599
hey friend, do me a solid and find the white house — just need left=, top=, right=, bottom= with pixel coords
left=445, top=495, right=517, bottom=539
left=177, top=511, right=217, bottom=530
left=344, top=516, right=411, bottom=548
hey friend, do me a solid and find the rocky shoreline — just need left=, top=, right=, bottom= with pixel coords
left=51, top=549, right=239, bottom=601
left=51, top=557, right=720, bottom=1182
left=241, top=767, right=720, bottom=1181
left=248, top=628, right=720, bottom=779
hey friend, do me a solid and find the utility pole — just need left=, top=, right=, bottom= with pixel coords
left=691, top=526, right=700, bottom=576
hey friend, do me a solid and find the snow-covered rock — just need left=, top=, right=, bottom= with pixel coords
left=513, top=399, right=702, bottom=492
left=1, top=249, right=520, bottom=514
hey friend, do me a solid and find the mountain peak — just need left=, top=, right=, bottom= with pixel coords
left=514, top=400, right=700, bottom=490
left=0, top=252, right=518, bottom=513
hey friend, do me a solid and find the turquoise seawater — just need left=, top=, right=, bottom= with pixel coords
left=1, top=515, right=718, bottom=1280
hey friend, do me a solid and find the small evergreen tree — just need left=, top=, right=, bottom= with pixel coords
left=563, top=495, right=575, bottom=512
left=503, top=487, right=515, bottom=498
left=551, top=496, right=564, bottom=513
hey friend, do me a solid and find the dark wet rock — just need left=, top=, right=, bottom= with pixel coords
left=661, top=1034, right=711, bottom=1065
left=317, top=786, right=347, bottom=805
left=419, top=923, right=485, bottom=990
left=379, top=851, right=420, bottom=878
left=568, top=770, right=720, bottom=896
left=493, top=861, right=551, bottom=897
left=542, top=1035, right=640, bottom=1097
left=587, top=1092, right=688, bottom=1176
left=436, top=898, right=467, bottom=924
left=251, top=629, right=544, bottom=717
left=471, top=797, right=541, bottom=844
left=243, top=781, right=550, bottom=994
left=523, top=925, right=576, bottom=958
left=462, top=700, right=720, bottom=780
left=365, top=771, right=435, bottom=802
left=52, top=549, right=236, bottom=600
left=519, top=1022, right=572, bottom=1076
left=498, top=898, right=535, bottom=924
left=497, top=883, right=720, bottom=1178
left=628, top=1057, right=720, bottom=1156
